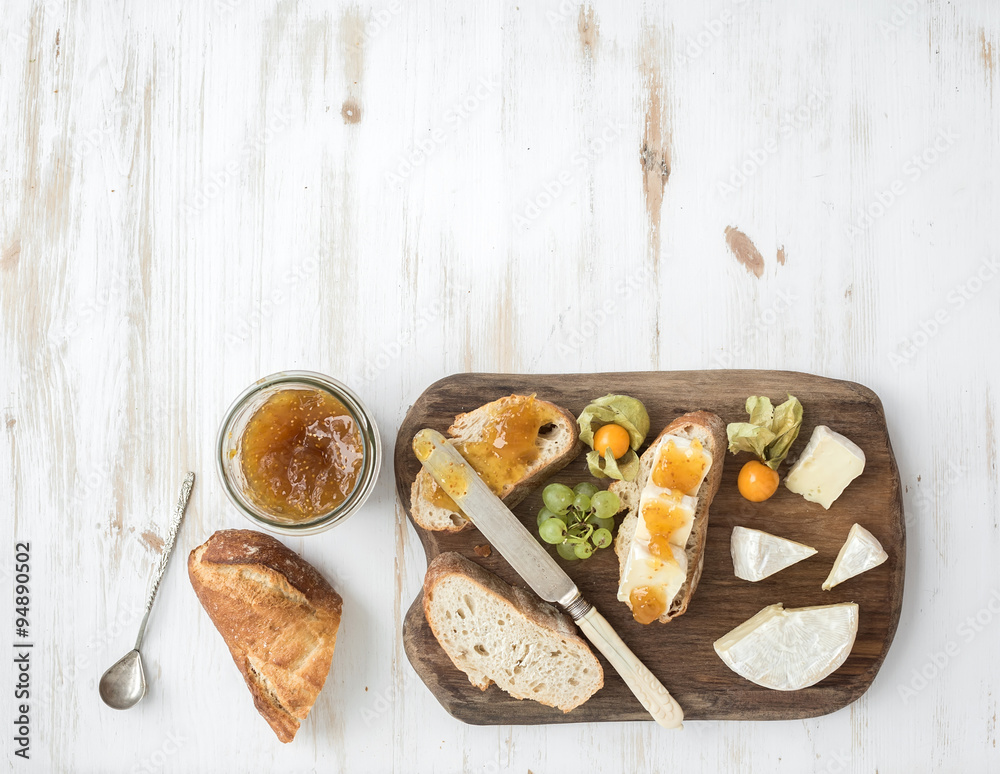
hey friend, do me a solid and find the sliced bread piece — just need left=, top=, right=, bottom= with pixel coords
left=410, top=394, right=581, bottom=532
left=423, top=552, right=603, bottom=712
left=611, top=410, right=726, bottom=623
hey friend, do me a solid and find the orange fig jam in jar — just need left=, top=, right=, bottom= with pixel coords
left=238, top=387, right=365, bottom=521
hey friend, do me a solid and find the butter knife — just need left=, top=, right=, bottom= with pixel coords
left=413, top=428, right=684, bottom=729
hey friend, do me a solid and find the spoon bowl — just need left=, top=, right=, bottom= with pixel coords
left=99, top=649, right=147, bottom=709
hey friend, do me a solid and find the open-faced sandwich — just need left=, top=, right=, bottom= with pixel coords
left=410, top=394, right=581, bottom=531
left=611, top=411, right=726, bottom=624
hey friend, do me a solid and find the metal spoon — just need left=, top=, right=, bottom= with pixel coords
left=99, top=472, right=195, bottom=709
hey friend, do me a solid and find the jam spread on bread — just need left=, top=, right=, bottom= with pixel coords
left=618, top=433, right=713, bottom=624
left=651, top=439, right=708, bottom=492
left=239, top=388, right=363, bottom=521
left=426, top=395, right=558, bottom=512
left=630, top=585, right=669, bottom=626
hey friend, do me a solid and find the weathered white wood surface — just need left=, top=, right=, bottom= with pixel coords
left=1, top=0, right=998, bottom=771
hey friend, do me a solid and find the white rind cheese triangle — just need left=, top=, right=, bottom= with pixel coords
left=822, top=523, right=888, bottom=590
left=714, top=602, right=859, bottom=690
left=730, top=526, right=817, bottom=582
left=784, top=425, right=866, bottom=509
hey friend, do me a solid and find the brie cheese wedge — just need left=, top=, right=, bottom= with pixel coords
left=714, top=602, right=859, bottom=690
left=823, top=523, right=888, bottom=590
left=730, top=526, right=817, bottom=582
left=617, top=434, right=711, bottom=624
left=784, top=425, right=865, bottom=509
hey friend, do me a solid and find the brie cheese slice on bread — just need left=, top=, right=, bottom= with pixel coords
left=617, top=434, right=712, bottom=624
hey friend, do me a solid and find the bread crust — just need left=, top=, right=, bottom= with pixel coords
left=188, top=529, right=343, bottom=743
left=611, top=411, right=726, bottom=623
left=410, top=395, right=582, bottom=532
left=423, top=552, right=603, bottom=711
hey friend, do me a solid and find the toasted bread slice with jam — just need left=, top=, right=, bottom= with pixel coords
left=410, top=394, right=581, bottom=532
left=611, top=411, right=726, bottom=623
left=423, top=552, right=604, bottom=712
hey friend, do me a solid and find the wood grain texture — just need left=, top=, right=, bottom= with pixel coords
left=397, top=371, right=905, bottom=724
left=1, top=0, right=998, bottom=770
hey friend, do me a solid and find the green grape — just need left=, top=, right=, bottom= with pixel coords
left=593, top=516, right=615, bottom=533
left=537, top=507, right=569, bottom=527
left=573, top=542, right=594, bottom=559
left=591, top=490, right=621, bottom=520
left=573, top=482, right=600, bottom=498
left=542, top=483, right=574, bottom=514
left=537, top=507, right=556, bottom=527
left=592, top=528, right=613, bottom=549
left=538, top=518, right=567, bottom=545
left=572, top=493, right=592, bottom=514
left=556, top=541, right=579, bottom=561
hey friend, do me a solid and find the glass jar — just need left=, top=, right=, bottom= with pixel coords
left=217, top=370, right=381, bottom=535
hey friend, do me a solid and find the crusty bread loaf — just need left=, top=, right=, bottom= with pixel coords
left=611, top=411, right=726, bottom=623
left=423, top=553, right=603, bottom=712
left=188, top=529, right=343, bottom=743
left=410, top=394, right=581, bottom=532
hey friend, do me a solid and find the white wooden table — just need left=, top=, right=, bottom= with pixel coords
left=2, top=0, right=998, bottom=771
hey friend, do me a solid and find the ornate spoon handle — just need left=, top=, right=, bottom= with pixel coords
left=134, top=472, right=195, bottom=650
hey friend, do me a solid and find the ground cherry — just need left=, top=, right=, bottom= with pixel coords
left=737, top=460, right=780, bottom=502
left=593, top=423, right=631, bottom=459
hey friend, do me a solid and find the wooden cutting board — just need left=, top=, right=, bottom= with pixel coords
left=396, top=371, right=905, bottom=725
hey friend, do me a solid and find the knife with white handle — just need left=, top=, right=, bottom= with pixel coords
left=413, top=428, right=684, bottom=729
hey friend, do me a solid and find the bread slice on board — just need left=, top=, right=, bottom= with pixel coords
left=188, top=529, right=343, bottom=743
left=410, top=394, right=581, bottom=532
left=423, top=552, right=604, bottom=712
left=611, top=410, right=726, bottom=623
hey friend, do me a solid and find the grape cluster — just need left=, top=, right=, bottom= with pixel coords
left=536, top=482, right=621, bottom=561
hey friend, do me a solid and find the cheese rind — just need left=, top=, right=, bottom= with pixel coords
left=714, top=602, right=859, bottom=690
left=730, top=526, right=817, bottom=582
left=822, top=523, right=888, bottom=590
left=784, top=425, right=865, bottom=509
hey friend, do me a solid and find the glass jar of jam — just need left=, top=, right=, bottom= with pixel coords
left=217, top=371, right=382, bottom=535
